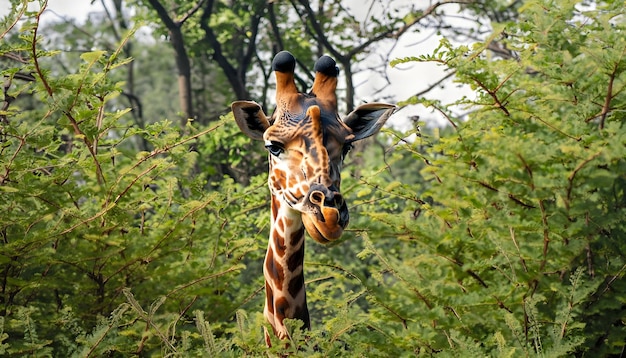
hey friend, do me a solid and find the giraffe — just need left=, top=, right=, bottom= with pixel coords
left=231, top=51, right=395, bottom=345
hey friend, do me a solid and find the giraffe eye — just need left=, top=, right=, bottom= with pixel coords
left=264, top=141, right=285, bottom=156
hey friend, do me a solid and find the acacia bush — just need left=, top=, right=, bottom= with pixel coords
left=371, top=0, right=626, bottom=355
left=0, top=4, right=269, bottom=356
left=1, top=0, right=625, bottom=356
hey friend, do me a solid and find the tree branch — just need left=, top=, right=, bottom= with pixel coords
left=241, top=2, right=265, bottom=81
left=292, top=0, right=345, bottom=62
left=565, top=151, right=601, bottom=210
left=145, top=0, right=178, bottom=30
left=177, top=0, right=207, bottom=25
left=200, top=0, right=245, bottom=99
left=538, top=199, right=549, bottom=271
left=0, top=1, right=26, bottom=39
left=267, top=3, right=284, bottom=52
left=30, top=4, right=105, bottom=184
left=349, top=0, right=473, bottom=58
left=475, top=180, right=536, bottom=209
left=599, top=65, right=617, bottom=130
left=412, top=70, right=457, bottom=99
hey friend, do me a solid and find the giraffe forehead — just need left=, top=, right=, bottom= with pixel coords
left=266, top=99, right=349, bottom=146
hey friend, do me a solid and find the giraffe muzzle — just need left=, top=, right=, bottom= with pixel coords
left=302, top=184, right=349, bottom=244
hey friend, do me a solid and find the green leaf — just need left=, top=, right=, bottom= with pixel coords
left=79, top=50, right=107, bottom=63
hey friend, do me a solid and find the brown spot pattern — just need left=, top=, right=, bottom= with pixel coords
left=265, top=249, right=284, bottom=287
left=271, top=196, right=279, bottom=222
left=287, top=239, right=304, bottom=272
left=274, top=297, right=289, bottom=322
left=273, top=231, right=286, bottom=256
left=292, top=303, right=310, bottom=330
left=290, top=225, right=305, bottom=246
left=288, top=271, right=304, bottom=298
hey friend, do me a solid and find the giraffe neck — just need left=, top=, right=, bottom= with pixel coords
left=263, top=195, right=310, bottom=342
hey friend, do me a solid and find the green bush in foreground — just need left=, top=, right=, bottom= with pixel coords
left=384, top=0, right=626, bottom=355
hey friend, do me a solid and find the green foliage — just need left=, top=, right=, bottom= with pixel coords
left=2, top=0, right=626, bottom=356
left=380, top=0, right=626, bottom=355
left=1, top=3, right=268, bottom=355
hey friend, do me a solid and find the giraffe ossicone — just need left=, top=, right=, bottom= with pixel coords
left=232, top=51, right=395, bottom=345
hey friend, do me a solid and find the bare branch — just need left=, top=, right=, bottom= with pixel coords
left=349, top=0, right=473, bottom=58
left=412, top=70, right=457, bottom=99
left=100, top=0, right=123, bottom=42
left=242, top=3, right=265, bottom=80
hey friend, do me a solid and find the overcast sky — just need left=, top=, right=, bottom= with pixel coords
left=1, top=0, right=474, bottom=129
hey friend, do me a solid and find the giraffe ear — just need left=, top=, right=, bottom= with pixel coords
left=343, top=103, right=396, bottom=142
left=231, top=101, right=270, bottom=141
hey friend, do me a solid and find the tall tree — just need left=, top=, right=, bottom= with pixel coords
left=200, top=0, right=266, bottom=101
left=288, top=0, right=474, bottom=112
left=143, top=0, right=206, bottom=124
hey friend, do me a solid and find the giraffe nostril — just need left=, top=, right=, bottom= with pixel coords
left=310, top=191, right=324, bottom=205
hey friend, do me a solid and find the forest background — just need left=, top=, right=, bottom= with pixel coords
left=1, top=0, right=625, bottom=356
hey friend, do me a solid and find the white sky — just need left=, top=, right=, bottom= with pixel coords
left=0, top=0, right=102, bottom=20
left=0, top=0, right=473, bottom=129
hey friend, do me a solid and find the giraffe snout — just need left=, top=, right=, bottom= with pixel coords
left=302, top=184, right=349, bottom=243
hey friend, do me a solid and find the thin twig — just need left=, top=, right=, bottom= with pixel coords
left=538, top=200, right=549, bottom=270
left=565, top=151, right=601, bottom=210
left=509, top=227, right=528, bottom=273
left=599, top=66, right=617, bottom=130
left=0, top=1, right=27, bottom=39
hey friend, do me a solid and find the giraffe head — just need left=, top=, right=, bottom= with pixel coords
left=232, top=51, right=395, bottom=244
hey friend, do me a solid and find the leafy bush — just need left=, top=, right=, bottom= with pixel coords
left=1, top=5, right=268, bottom=356
left=379, top=0, right=626, bottom=355
left=1, top=0, right=625, bottom=356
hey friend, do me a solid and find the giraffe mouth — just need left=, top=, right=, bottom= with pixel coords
left=302, top=184, right=349, bottom=244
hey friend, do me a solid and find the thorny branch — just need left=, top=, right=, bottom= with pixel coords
left=565, top=151, right=602, bottom=211
left=468, top=73, right=510, bottom=116
left=586, top=47, right=625, bottom=129
left=57, top=121, right=226, bottom=237
left=509, top=227, right=528, bottom=273
left=538, top=199, right=549, bottom=271
left=309, top=261, right=412, bottom=329
left=475, top=180, right=536, bottom=209
left=599, top=65, right=617, bottom=130
left=29, top=1, right=106, bottom=184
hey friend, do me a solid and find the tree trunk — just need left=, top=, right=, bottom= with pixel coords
left=170, top=28, right=194, bottom=124
left=145, top=0, right=195, bottom=126
left=341, top=59, right=355, bottom=113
